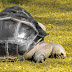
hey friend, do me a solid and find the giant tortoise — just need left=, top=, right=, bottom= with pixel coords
left=0, top=6, right=66, bottom=62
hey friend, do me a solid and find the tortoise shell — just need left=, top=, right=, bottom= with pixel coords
left=0, top=6, right=48, bottom=59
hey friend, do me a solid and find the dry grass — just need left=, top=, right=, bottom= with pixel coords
left=0, top=0, right=72, bottom=72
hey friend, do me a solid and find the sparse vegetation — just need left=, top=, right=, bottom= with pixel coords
left=0, top=0, right=72, bottom=72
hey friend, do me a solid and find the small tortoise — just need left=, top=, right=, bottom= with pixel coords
left=0, top=6, right=66, bottom=62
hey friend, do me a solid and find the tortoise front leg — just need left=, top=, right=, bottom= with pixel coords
left=24, top=43, right=39, bottom=60
left=49, top=43, right=66, bottom=58
left=24, top=42, right=52, bottom=63
left=32, top=42, right=52, bottom=63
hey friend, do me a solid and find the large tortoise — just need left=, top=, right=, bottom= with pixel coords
left=0, top=6, right=66, bottom=62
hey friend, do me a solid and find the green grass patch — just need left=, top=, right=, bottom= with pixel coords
left=0, top=0, right=72, bottom=72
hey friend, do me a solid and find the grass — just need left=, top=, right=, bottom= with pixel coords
left=0, top=0, right=72, bottom=72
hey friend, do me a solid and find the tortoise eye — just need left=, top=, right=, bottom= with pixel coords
left=61, top=53, right=63, bottom=55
